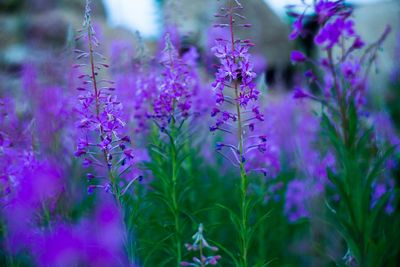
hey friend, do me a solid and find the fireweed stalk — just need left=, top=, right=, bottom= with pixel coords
left=146, top=34, right=198, bottom=266
left=74, top=1, right=140, bottom=264
left=210, top=0, right=269, bottom=265
left=288, top=1, right=396, bottom=266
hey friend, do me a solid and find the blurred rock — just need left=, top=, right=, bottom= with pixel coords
left=0, top=0, right=129, bottom=95
left=19, top=0, right=106, bottom=17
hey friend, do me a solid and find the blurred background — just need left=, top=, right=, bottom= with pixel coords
left=0, top=0, right=399, bottom=96
left=0, top=0, right=400, bottom=136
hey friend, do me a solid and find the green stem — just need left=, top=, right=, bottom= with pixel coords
left=228, top=2, right=249, bottom=265
left=239, top=164, right=249, bottom=267
left=257, top=178, right=267, bottom=261
left=169, top=123, right=182, bottom=266
left=327, top=49, right=349, bottom=147
left=327, top=49, right=368, bottom=266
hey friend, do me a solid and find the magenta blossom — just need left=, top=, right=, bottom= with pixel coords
left=291, top=50, right=307, bottom=63
left=152, top=34, right=198, bottom=126
left=74, top=0, right=140, bottom=195
left=210, top=1, right=273, bottom=176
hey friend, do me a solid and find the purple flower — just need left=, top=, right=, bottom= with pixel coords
left=371, top=179, right=396, bottom=215
left=2, top=156, right=66, bottom=253
left=209, top=4, right=271, bottom=175
left=293, top=86, right=309, bottom=99
left=289, top=15, right=304, bottom=40
left=285, top=179, right=310, bottom=222
left=74, top=0, right=139, bottom=194
left=151, top=34, right=199, bottom=127
left=314, top=17, right=356, bottom=49
left=340, top=60, right=360, bottom=81
left=290, top=50, right=307, bottom=63
left=352, top=36, right=365, bottom=49
left=31, top=200, right=127, bottom=267
left=315, top=0, right=344, bottom=23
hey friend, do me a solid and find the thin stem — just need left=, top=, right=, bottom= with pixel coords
left=169, top=121, right=182, bottom=266
left=229, top=4, right=249, bottom=266
left=257, top=176, right=267, bottom=261
left=200, top=237, right=205, bottom=267
left=327, top=49, right=349, bottom=147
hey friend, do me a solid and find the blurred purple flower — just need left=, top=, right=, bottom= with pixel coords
left=314, top=17, right=356, bottom=49
left=315, top=0, right=345, bottom=23
left=290, top=50, right=307, bottom=63
left=3, top=157, right=65, bottom=253
left=33, top=200, right=127, bottom=267
left=293, top=86, right=310, bottom=99
left=289, top=15, right=304, bottom=40
left=285, top=179, right=310, bottom=222
left=152, top=34, right=197, bottom=126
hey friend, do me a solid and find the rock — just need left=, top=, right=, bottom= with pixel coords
left=0, top=0, right=109, bottom=94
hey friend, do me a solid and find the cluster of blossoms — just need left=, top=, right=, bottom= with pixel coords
left=0, top=100, right=126, bottom=265
left=211, top=37, right=259, bottom=109
left=181, top=224, right=221, bottom=266
left=0, top=103, right=66, bottom=251
left=288, top=0, right=396, bottom=214
left=255, top=97, right=336, bottom=221
left=0, top=98, right=28, bottom=204
left=369, top=112, right=400, bottom=214
left=285, top=179, right=310, bottom=222
left=74, top=0, right=139, bottom=195
left=31, top=199, right=126, bottom=267
left=21, top=64, right=76, bottom=156
left=210, top=0, right=272, bottom=175
left=110, top=38, right=157, bottom=135
left=289, top=0, right=390, bottom=108
left=2, top=159, right=65, bottom=259
left=152, top=34, right=196, bottom=127
left=112, top=29, right=205, bottom=136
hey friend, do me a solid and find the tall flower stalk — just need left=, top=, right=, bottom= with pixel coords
left=74, top=1, right=140, bottom=264
left=144, top=33, right=199, bottom=266
left=288, top=1, right=396, bottom=266
left=210, top=1, right=269, bottom=265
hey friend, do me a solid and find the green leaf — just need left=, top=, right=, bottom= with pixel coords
left=327, top=168, right=348, bottom=198
left=347, top=101, right=358, bottom=147
left=216, top=203, right=241, bottom=232
left=249, top=210, right=271, bottom=241
left=142, top=233, right=175, bottom=266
